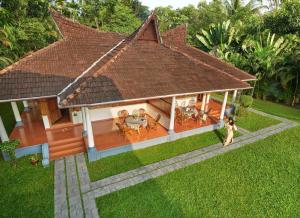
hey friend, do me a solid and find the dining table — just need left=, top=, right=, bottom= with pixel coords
left=125, top=116, right=148, bottom=132
left=181, top=107, right=198, bottom=117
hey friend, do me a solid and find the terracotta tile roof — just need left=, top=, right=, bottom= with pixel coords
left=0, top=10, right=124, bottom=101
left=58, top=14, right=251, bottom=107
left=162, top=25, right=256, bottom=82
left=0, top=10, right=254, bottom=106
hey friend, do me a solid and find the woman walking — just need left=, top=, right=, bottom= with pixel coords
left=223, top=117, right=237, bottom=146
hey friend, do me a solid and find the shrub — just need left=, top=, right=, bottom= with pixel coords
left=0, top=140, right=19, bottom=166
left=240, top=95, right=253, bottom=108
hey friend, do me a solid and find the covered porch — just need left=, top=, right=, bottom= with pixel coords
left=0, top=90, right=238, bottom=161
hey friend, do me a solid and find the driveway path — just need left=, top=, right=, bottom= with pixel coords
left=54, top=109, right=297, bottom=218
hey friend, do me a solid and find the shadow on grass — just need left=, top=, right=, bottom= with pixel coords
left=213, top=129, right=224, bottom=142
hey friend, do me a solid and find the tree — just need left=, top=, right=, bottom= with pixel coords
left=241, top=31, right=292, bottom=100
left=264, top=0, right=300, bottom=35
left=196, top=20, right=240, bottom=57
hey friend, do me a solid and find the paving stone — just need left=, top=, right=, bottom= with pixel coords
left=54, top=159, right=69, bottom=218
left=65, top=156, right=84, bottom=218
left=83, top=193, right=99, bottom=218
left=76, top=153, right=91, bottom=193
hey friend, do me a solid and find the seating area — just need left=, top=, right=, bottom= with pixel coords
left=174, top=99, right=223, bottom=133
left=115, top=108, right=162, bottom=135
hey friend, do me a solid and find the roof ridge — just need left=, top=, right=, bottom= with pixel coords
left=163, top=43, right=251, bottom=86
left=0, top=39, right=65, bottom=74
left=58, top=12, right=162, bottom=106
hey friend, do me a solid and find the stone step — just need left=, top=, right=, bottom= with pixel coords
left=50, top=146, right=86, bottom=160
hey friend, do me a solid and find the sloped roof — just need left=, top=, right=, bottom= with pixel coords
left=58, top=13, right=251, bottom=107
left=0, top=10, right=124, bottom=101
left=162, top=25, right=256, bottom=81
left=0, top=10, right=254, bottom=106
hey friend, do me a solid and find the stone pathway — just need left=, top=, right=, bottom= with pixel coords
left=54, top=109, right=297, bottom=218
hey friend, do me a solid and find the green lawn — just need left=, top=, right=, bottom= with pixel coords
left=87, top=129, right=241, bottom=181
left=0, top=102, right=24, bottom=135
left=96, top=125, right=300, bottom=217
left=212, top=92, right=300, bottom=122
left=252, top=99, right=300, bottom=122
left=0, top=155, right=54, bottom=218
left=235, top=111, right=281, bottom=132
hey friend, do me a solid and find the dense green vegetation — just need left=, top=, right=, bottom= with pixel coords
left=87, top=129, right=242, bottom=181
left=235, top=111, right=280, bottom=131
left=96, top=125, right=300, bottom=218
left=0, top=155, right=54, bottom=218
left=0, top=102, right=24, bottom=135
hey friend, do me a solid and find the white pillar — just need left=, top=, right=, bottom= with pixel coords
left=11, top=102, right=22, bottom=126
left=81, top=107, right=87, bottom=135
left=0, top=116, right=9, bottom=142
left=220, top=91, right=229, bottom=120
left=23, top=100, right=29, bottom=111
left=85, top=107, right=95, bottom=148
left=206, top=93, right=211, bottom=104
left=169, top=96, right=176, bottom=132
left=200, top=94, right=206, bottom=112
left=231, top=90, right=238, bottom=104
left=42, top=115, right=50, bottom=129
left=205, top=93, right=211, bottom=112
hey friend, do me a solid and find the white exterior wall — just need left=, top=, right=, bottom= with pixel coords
left=89, top=103, right=148, bottom=121
left=146, top=104, right=170, bottom=129
left=71, top=110, right=83, bottom=124
left=81, top=103, right=170, bottom=129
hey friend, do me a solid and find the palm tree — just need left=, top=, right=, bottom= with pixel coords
left=196, top=20, right=239, bottom=57
left=242, top=31, right=293, bottom=99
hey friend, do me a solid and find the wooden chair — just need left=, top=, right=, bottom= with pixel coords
left=176, top=108, right=188, bottom=125
left=147, top=114, right=161, bottom=130
left=117, top=110, right=129, bottom=124
left=116, top=122, right=133, bottom=135
left=138, top=108, right=146, bottom=117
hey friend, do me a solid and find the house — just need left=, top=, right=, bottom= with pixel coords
left=0, top=10, right=255, bottom=165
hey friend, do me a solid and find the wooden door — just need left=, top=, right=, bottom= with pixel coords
left=48, top=98, right=62, bottom=124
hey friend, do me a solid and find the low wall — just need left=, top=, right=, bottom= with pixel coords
left=87, top=122, right=223, bottom=162
left=2, top=143, right=49, bottom=167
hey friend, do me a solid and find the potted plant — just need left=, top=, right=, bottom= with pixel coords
left=29, top=154, right=39, bottom=165
left=0, top=139, right=19, bottom=167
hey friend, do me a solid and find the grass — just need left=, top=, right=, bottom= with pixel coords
left=96, top=125, right=300, bottom=217
left=212, top=92, right=300, bottom=122
left=252, top=99, right=300, bottom=122
left=0, top=102, right=24, bottom=135
left=0, top=155, right=54, bottom=218
left=235, top=111, right=281, bottom=132
left=87, top=129, right=242, bottom=181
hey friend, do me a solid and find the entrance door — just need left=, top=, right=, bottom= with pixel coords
left=48, top=98, right=62, bottom=124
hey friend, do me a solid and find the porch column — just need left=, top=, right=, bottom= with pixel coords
left=0, top=116, right=9, bottom=142
left=11, top=102, right=23, bottom=126
left=169, top=96, right=176, bottom=133
left=231, top=90, right=238, bottom=105
left=200, top=94, right=206, bottom=112
left=205, top=93, right=211, bottom=112
left=81, top=107, right=87, bottom=135
left=23, top=100, right=29, bottom=112
left=85, top=107, right=95, bottom=148
left=220, top=91, right=229, bottom=121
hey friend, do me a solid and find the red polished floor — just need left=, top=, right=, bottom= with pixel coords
left=9, top=99, right=225, bottom=150
left=93, top=115, right=168, bottom=151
